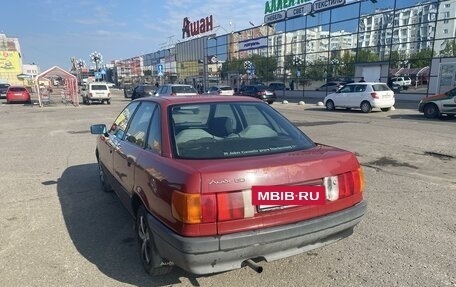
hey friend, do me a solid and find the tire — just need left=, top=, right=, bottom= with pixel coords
left=360, top=101, right=372, bottom=113
left=423, top=103, right=439, bottom=119
left=136, top=206, right=173, bottom=276
left=267, top=100, right=274, bottom=105
left=381, top=107, right=391, bottom=112
left=325, top=100, right=335, bottom=111
left=107, top=100, right=111, bottom=105
left=97, top=159, right=112, bottom=192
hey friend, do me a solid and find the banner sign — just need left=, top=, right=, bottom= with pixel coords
left=0, top=51, right=21, bottom=73
left=238, top=37, right=268, bottom=52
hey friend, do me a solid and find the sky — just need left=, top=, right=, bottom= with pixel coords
left=1, top=0, right=265, bottom=71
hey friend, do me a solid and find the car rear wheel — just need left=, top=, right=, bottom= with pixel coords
left=423, top=103, right=439, bottom=119
left=136, top=205, right=173, bottom=276
left=325, top=100, right=335, bottom=111
left=360, top=101, right=372, bottom=113
left=381, top=107, right=391, bottom=112
left=97, top=159, right=112, bottom=192
left=267, top=100, right=274, bottom=105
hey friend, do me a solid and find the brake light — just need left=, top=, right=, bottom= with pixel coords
left=108, top=92, right=111, bottom=97
left=171, top=191, right=216, bottom=223
left=89, top=93, right=93, bottom=97
left=217, top=190, right=254, bottom=221
left=324, top=168, right=364, bottom=201
left=371, top=92, right=379, bottom=99
left=257, top=91, right=265, bottom=96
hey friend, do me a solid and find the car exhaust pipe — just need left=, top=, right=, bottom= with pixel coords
left=243, top=259, right=263, bottom=273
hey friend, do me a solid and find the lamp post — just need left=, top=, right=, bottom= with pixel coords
left=90, top=51, right=103, bottom=81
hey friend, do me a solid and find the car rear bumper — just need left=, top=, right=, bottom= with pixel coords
left=372, top=98, right=395, bottom=108
left=148, top=200, right=366, bottom=275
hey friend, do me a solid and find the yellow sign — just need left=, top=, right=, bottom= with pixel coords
left=0, top=51, right=21, bottom=73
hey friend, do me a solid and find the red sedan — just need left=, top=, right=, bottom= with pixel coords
left=90, top=95, right=366, bottom=276
left=6, top=86, right=31, bottom=104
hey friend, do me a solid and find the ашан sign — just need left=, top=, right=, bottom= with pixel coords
left=182, top=15, right=214, bottom=39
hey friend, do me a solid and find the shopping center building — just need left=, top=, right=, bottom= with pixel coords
left=113, top=0, right=456, bottom=94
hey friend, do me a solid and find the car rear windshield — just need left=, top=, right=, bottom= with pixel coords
left=372, top=84, right=391, bottom=91
left=91, top=85, right=108, bottom=90
left=172, top=86, right=197, bottom=94
left=170, top=102, right=315, bottom=159
left=9, top=87, right=26, bottom=92
left=219, top=87, right=233, bottom=91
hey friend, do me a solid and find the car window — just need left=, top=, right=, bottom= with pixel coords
left=171, top=102, right=315, bottom=159
left=146, top=105, right=161, bottom=153
left=219, top=87, right=232, bottom=91
left=91, top=84, right=108, bottom=91
left=354, top=85, right=366, bottom=92
left=143, top=86, right=154, bottom=92
left=124, top=102, right=157, bottom=148
left=172, top=85, right=197, bottom=93
left=372, top=84, right=391, bottom=91
left=110, top=101, right=140, bottom=140
left=9, top=87, right=27, bottom=92
left=340, top=85, right=354, bottom=93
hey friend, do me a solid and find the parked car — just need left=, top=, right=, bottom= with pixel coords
left=324, top=82, right=395, bottom=113
left=131, top=84, right=155, bottom=100
left=316, top=81, right=345, bottom=92
left=154, top=84, right=199, bottom=96
left=81, top=82, right=111, bottom=105
left=90, top=95, right=366, bottom=276
left=6, top=86, right=31, bottom=104
left=123, top=85, right=134, bottom=98
left=268, top=82, right=287, bottom=91
left=206, top=85, right=234, bottom=96
left=0, top=83, right=10, bottom=98
left=235, top=85, right=277, bottom=104
left=418, top=87, right=456, bottom=118
left=389, top=76, right=412, bottom=90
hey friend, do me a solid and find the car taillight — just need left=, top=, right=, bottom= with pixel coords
left=324, top=168, right=364, bottom=201
left=217, top=190, right=254, bottom=221
left=257, top=91, right=266, bottom=96
left=171, top=190, right=254, bottom=224
left=108, top=93, right=111, bottom=97
left=89, top=93, right=93, bottom=97
left=371, top=92, right=379, bottom=99
left=171, top=191, right=216, bottom=223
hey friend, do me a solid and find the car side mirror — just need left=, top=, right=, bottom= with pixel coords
left=90, top=124, right=107, bottom=135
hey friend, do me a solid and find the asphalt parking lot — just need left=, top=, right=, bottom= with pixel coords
left=0, top=89, right=455, bottom=287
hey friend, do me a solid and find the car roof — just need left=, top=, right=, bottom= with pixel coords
left=345, top=82, right=385, bottom=85
left=138, top=95, right=261, bottom=105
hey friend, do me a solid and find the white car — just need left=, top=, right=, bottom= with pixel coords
left=324, top=82, right=395, bottom=113
left=206, top=85, right=234, bottom=96
left=81, top=82, right=111, bottom=105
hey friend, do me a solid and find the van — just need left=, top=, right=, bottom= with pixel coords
left=81, top=82, right=111, bottom=105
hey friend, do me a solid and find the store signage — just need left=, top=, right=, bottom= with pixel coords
left=265, top=0, right=346, bottom=16
left=264, top=11, right=286, bottom=24
left=182, top=15, right=214, bottom=39
left=286, top=3, right=312, bottom=19
left=238, top=37, right=268, bottom=52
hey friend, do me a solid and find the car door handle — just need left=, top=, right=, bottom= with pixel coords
left=127, top=156, right=135, bottom=167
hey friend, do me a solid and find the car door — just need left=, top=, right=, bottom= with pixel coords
left=441, top=88, right=456, bottom=114
left=348, top=84, right=367, bottom=107
left=112, top=102, right=157, bottom=207
left=334, top=85, right=353, bottom=107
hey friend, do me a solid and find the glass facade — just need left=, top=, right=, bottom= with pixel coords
left=114, top=0, right=456, bottom=94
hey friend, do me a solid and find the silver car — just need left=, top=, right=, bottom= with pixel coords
left=154, top=84, right=199, bottom=96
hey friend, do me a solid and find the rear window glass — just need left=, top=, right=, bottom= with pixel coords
left=9, top=87, right=26, bottom=92
left=91, top=84, right=108, bottom=90
left=170, top=102, right=315, bottom=159
left=372, top=84, right=391, bottom=91
left=143, top=86, right=154, bottom=92
left=171, top=86, right=197, bottom=94
left=220, top=87, right=232, bottom=91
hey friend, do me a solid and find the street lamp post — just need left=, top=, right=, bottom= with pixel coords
left=90, top=51, right=103, bottom=81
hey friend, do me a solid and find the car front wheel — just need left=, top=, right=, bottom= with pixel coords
left=136, top=205, right=173, bottom=276
left=423, top=103, right=439, bottom=119
left=325, top=100, right=335, bottom=111
left=360, top=101, right=372, bottom=113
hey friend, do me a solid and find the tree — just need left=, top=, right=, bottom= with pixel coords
left=439, top=40, right=456, bottom=57
left=357, top=49, right=380, bottom=63
left=409, top=48, right=434, bottom=68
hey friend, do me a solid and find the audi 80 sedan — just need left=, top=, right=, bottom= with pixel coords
left=90, top=96, right=366, bottom=276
